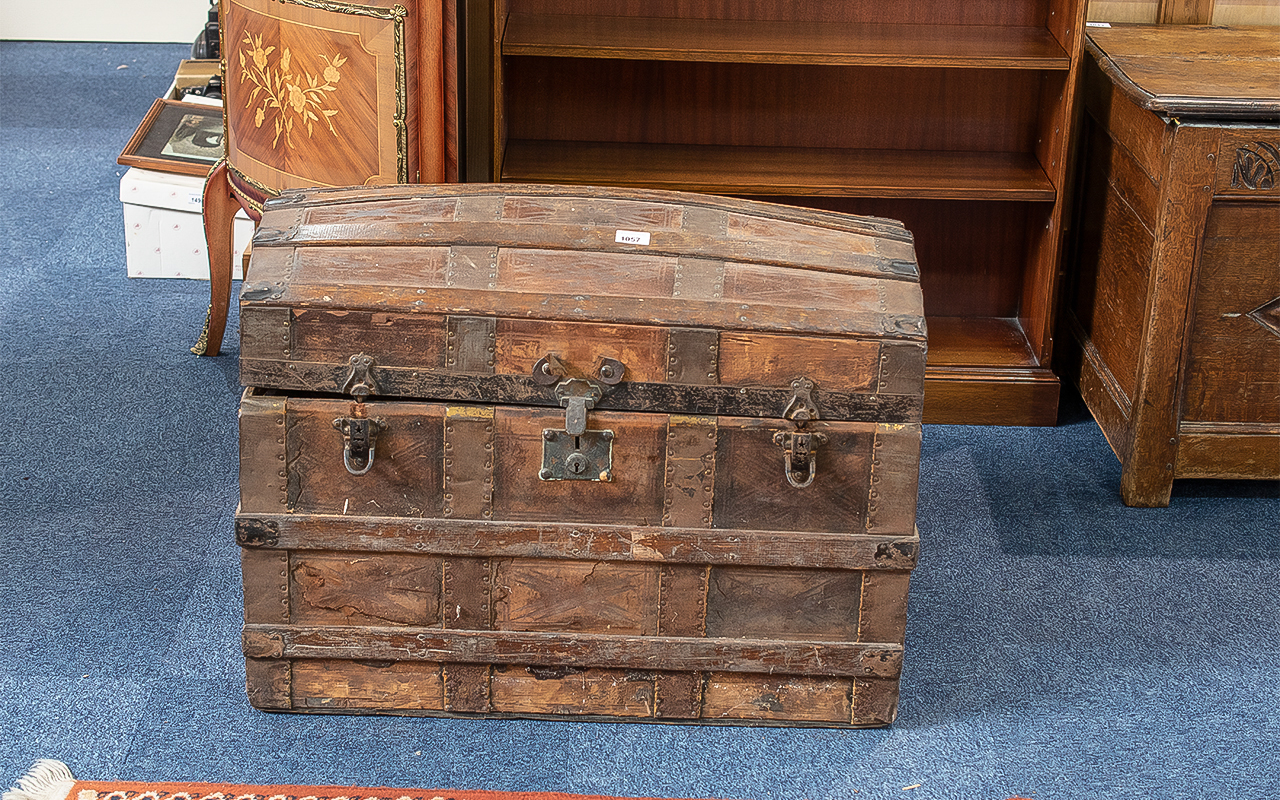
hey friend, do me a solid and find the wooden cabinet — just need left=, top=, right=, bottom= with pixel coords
left=474, top=0, right=1088, bottom=425
left=1062, top=25, right=1280, bottom=507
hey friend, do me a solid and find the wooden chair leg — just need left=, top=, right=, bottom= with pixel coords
left=193, top=160, right=238, bottom=356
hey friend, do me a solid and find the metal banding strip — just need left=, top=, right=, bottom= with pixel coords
left=666, top=327, right=719, bottom=385
left=442, top=406, right=495, bottom=521
left=445, top=315, right=498, bottom=373
left=239, top=358, right=923, bottom=424
left=442, top=556, right=494, bottom=712
left=654, top=564, right=709, bottom=719
left=662, top=416, right=717, bottom=529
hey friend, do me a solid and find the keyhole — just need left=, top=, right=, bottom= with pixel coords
left=565, top=453, right=589, bottom=475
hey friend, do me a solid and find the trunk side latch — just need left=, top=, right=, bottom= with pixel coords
left=774, top=377, right=828, bottom=489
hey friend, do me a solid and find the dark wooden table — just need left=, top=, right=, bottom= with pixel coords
left=1062, top=24, right=1279, bottom=506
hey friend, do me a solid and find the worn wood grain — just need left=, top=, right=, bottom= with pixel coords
left=236, top=511, right=921, bottom=570
left=292, top=659, right=444, bottom=711
left=1181, top=201, right=1280, bottom=424
left=243, top=624, right=904, bottom=678
left=442, top=663, right=492, bottom=713
left=718, top=333, right=881, bottom=392
left=851, top=676, right=901, bottom=725
left=240, top=359, right=923, bottom=423
left=494, top=319, right=669, bottom=383
left=705, top=567, right=862, bottom=643
left=490, top=666, right=656, bottom=717
left=284, top=397, right=445, bottom=517
left=857, top=572, right=913, bottom=646
left=493, top=559, right=660, bottom=635
left=1175, top=425, right=1280, bottom=480
left=663, top=416, right=717, bottom=529
left=287, top=308, right=448, bottom=369
left=702, top=673, right=852, bottom=724
left=264, top=183, right=915, bottom=244
left=442, top=406, right=496, bottom=520
left=243, top=657, right=291, bottom=710
left=1089, top=24, right=1279, bottom=117
left=713, top=418, right=873, bottom=533
left=1121, top=125, right=1221, bottom=506
left=489, top=408, right=668, bottom=525
left=866, top=426, right=922, bottom=534
left=289, top=552, right=440, bottom=627
left=241, top=549, right=289, bottom=624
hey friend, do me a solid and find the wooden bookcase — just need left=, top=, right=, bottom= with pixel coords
left=480, top=0, right=1087, bottom=425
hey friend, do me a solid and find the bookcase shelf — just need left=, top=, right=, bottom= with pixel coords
left=503, top=13, right=1074, bottom=70
left=501, top=140, right=1058, bottom=202
left=482, top=0, right=1088, bottom=425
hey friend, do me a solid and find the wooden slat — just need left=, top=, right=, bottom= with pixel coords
left=238, top=359, right=924, bottom=423
left=442, top=557, right=494, bottom=712
left=242, top=625, right=904, bottom=678
left=662, top=416, right=717, bottom=529
left=235, top=512, right=921, bottom=570
left=1175, top=425, right=1280, bottom=480
left=705, top=567, right=863, bottom=642
left=866, top=426, right=922, bottom=534
left=442, top=406, right=496, bottom=520
left=702, top=672, right=852, bottom=724
left=656, top=563, right=709, bottom=720
left=492, top=559, right=660, bottom=635
left=490, top=667, right=655, bottom=717
left=261, top=183, right=915, bottom=243
left=504, top=0, right=1049, bottom=27
left=240, top=549, right=289, bottom=624
left=501, top=140, right=1057, bottom=201
left=503, top=14, right=1072, bottom=69
left=244, top=658, right=291, bottom=710
left=292, top=660, right=445, bottom=711
left=289, top=552, right=441, bottom=627
left=857, top=572, right=913, bottom=645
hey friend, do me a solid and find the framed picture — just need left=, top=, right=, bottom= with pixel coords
left=118, top=99, right=225, bottom=177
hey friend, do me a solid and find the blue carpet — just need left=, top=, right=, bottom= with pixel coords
left=1, top=40, right=1278, bottom=800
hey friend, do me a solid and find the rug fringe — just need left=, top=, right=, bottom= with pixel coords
left=4, top=761, right=76, bottom=800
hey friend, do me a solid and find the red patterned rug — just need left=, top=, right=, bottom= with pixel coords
left=3, top=763, right=714, bottom=800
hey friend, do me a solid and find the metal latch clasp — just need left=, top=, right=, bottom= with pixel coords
left=553, top=378, right=603, bottom=436
left=774, top=376, right=826, bottom=489
left=773, top=429, right=829, bottom=489
left=533, top=355, right=625, bottom=481
left=342, top=354, right=380, bottom=400
left=333, top=415, right=387, bottom=476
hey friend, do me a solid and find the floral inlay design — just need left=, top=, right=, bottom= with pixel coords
left=240, top=32, right=347, bottom=148
left=1231, top=141, right=1280, bottom=191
